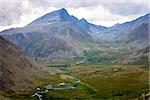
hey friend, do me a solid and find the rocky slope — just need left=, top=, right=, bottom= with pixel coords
left=0, top=36, right=48, bottom=94
left=120, top=22, right=149, bottom=64
left=121, top=46, right=149, bottom=64
left=125, top=23, right=149, bottom=51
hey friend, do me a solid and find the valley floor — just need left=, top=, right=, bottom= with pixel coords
left=1, top=46, right=149, bottom=100
left=1, top=63, right=149, bottom=100
left=68, top=63, right=149, bottom=100
left=31, top=63, right=149, bottom=100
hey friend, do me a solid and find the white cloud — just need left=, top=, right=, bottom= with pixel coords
left=67, top=4, right=148, bottom=26
left=0, top=0, right=149, bottom=31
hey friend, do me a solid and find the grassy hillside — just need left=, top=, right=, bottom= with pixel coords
left=68, top=64, right=149, bottom=99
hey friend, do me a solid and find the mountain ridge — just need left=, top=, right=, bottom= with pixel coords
left=27, top=8, right=78, bottom=26
left=0, top=8, right=149, bottom=61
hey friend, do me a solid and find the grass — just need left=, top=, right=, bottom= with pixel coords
left=68, top=64, right=149, bottom=99
left=2, top=46, right=149, bottom=100
left=81, top=47, right=130, bottom=64
left=29, top=72, right=96, bottom=100
left=22, top=50, right=150, bottom=100
left=42, top=83, right=96, bottom=100
left=2, top=65, right=149, bottom=99
left=1, top=72, right=73, bottom=100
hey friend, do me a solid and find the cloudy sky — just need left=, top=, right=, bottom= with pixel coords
left=0, top=0, right=149, bottom=31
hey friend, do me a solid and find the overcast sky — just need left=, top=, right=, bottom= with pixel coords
left=0, top=0, right=149, bottom=31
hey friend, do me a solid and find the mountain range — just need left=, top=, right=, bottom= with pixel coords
left=0, top=8, right=149, bottom=62
left=0, top=7, right=149, bottom=100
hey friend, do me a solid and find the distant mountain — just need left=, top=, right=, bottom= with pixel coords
left=0, top=8, right=149, bottom=61
left=125, top=23, right=149, bottom=51
left=27, top=8, right=78, bottom=26
left=0, top=8, right=97, bottom=61
left=107, top=13, right=149, bottom=35
left=98, top=13, right=150, bottom=43
left=76, top=18, right=107, bottom=37
left=120, top=23, right=149, bottom=64
left=27, top=8, right=106, bottom=37
left=111, top=13, right=150, bottom=33
left=0, top=36, right=48, bottom=93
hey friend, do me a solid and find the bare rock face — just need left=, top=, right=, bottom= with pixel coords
left=121, top=46, right=149, bottom=64
left=125, top=23, right=149, bottom=51
left=0, top=36, right=48, bottom=93
left=120, top=22, right=149, bottom=64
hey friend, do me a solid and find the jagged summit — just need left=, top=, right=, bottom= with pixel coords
left=57, top=8, right=68, bottom=13
left=52, top=8, right=69, bottom=18
left=27, top=8, right=78, bottom=26
left=77, top=18, right=89, bottom=26
left=79, top=18, right=88, bottom=23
